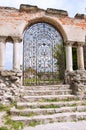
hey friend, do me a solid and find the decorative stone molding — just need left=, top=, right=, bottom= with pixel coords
left=0, top=36, right=6, bottom=43
left=65, top=41, right=74, bottom=46
left=65, top=70, right=86, bottom=99
left=13, top=37, right=22, bottom=43
left=0, top=70, right=22, bottom=104
left=77, top=42, right=85, bottom=47
left=65, top=41, right=85, bottom=47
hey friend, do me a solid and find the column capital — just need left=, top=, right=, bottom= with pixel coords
left=0, top=36, right=6, bottom=43
left=65, top=41, right=73, bottom=46
left=77, top=42, right=85, bottom=47
left=13, top=37, right=22, bottom=43
left=65, top=41, right=85, bottom=47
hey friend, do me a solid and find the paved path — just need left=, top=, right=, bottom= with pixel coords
left=24, top=121, right=86, bottom=130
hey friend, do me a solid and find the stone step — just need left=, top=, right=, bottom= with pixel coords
left=23, top=85, right=70, bottom=90
left=10, top=106, right=86, bottom=116
left=16, top=101, right=85, bottom=109
left=11, top=112, right=86, bottom=125
left=23, top=89, right=72, bottom=96
left=22, top=95, right=78, bottom=102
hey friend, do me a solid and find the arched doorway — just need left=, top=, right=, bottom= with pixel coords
left=23, top=22, right=65, bottom=85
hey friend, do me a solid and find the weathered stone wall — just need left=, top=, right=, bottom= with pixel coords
left=0, top=5, right=86, bottom=42
left=84, top=46, right=86, bottom=69
left=65, top=70, right=86, bottom=99
left=0, top=70, right=22, bottom=104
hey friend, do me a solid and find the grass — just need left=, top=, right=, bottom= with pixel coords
left=0, top=102, right=17, bottom=112
left=82, top=102, right=86, bottom=106
left=49, top=119, right=54, bottom=124
left=5, top=115, right=24, bottom=130
left=39, top=98, right=79, bottom=102
left=19, top=112, right=36, bottom=117
left=0, top=102, right=24, bottom=130
left=78, top=117, right=86, bottom=121
left=39, top=98, right=60, bottom=102
left=24, top=78, right=62, bottom=86
left=29, top=120, right=40, bottom=127
left=0, top=103, right=9, bottom=112
left=0, top=126, right=8, bottom=130
left=40, top=104, right=60, bottom=108
left=67, top=103, right=77, bottom=107
left=16, top=106, right=26, bottom=110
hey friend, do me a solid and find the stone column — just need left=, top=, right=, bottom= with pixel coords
left=77, top=45, right=84, bottom=70
left=0, top=37, right=6, bottom=70
left=13, top=38, right=21, bottom=71
left=66, top=43, right=73, bottom=71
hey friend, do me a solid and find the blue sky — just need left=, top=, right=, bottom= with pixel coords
left=0, top=0, right=85, bottom=69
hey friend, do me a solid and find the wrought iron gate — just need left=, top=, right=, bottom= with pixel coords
left=23, top=22, right=65, bottom=85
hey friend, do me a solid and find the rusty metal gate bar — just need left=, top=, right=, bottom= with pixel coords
left=23, top=22, right=64, bottom=86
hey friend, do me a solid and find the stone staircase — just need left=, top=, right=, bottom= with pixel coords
left=10, top=84, right=86, bottom=126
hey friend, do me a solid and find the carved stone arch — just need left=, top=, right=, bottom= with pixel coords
left=23, top=17, right=68, bottom=43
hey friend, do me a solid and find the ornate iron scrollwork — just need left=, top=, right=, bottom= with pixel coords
left=23, top=22, right=64, bottom=85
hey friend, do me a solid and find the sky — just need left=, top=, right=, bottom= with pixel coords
left=0, top=0, right=86, bottom=69
left=0, top=0, right=86, bottom=17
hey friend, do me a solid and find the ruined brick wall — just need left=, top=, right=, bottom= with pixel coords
left=0, top=5, right=86, bottom=66
left=0, top=4, right=86, bottom=43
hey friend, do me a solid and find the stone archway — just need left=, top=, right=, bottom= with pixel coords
left=0, top=4, right=85, bottom=102
left=23, top=22, right=65, bottom=85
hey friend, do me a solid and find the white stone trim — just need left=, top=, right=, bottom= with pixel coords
left=77, top=46, right=84, bottom=70
left=0, top=39, right=6, bottom=70
left=66, top=45, right=73, bottom=71
left=13, top=42, right=20, bottom=71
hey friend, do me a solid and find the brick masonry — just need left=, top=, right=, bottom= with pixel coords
left=0, top=4, right=86, bottom=43
left=0, top=4, right=85, bottom=67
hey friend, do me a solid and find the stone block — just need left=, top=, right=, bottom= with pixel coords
left=20, top=4, right=38, bottom=12
left=0, top=70, right=22, bottom=103
left=75, top=13, right=86, bottom=19
left=16, top=72, right=22, bottom=77
left=10, top=76, right=18, bottom=81
left=1, top=70, right=15, bottom=76
left=46, top=8, right=68, bottom=16
left=65, top=70, right=86, bottom=98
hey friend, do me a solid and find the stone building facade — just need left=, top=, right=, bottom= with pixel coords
left=0, top=4, right=86, bottom=103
